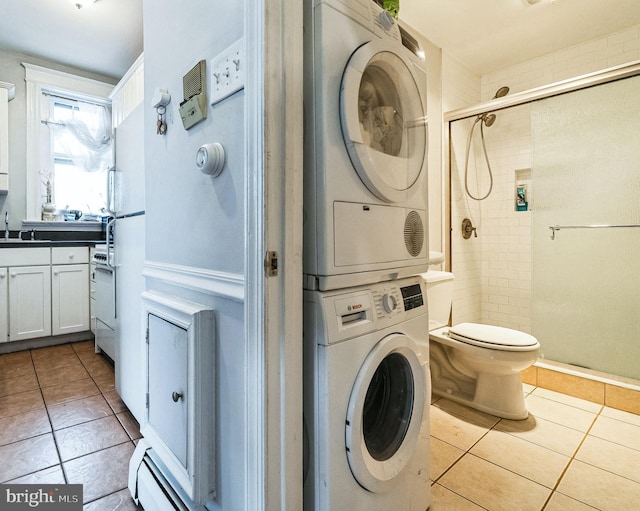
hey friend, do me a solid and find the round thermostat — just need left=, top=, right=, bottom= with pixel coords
left=196, top=142, right=226, bottom=176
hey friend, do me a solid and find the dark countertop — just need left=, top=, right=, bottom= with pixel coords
left=0, top=240, right=100, bottom=248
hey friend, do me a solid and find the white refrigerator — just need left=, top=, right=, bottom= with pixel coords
left=111, top=103, right=146, bottom=423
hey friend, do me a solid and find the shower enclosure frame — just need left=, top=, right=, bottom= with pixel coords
left=442, top=58, right=640, bottom=271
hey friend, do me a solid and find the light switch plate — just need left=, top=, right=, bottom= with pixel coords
left=210, top=38, right=245, bottom=106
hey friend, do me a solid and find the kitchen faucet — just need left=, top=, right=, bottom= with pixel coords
left=4, top=212, right=8, bottom=240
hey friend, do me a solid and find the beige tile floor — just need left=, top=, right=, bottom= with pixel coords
left=0, top=341, right=141, bottom=510
left=430, top=384, right=640, bottom=510
left=4, top=342, right=640, bottom=510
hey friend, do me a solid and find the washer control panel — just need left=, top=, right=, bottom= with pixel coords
left=307, top=275, right=427, bottom=344
left=372, top=280, right=424, bottom=319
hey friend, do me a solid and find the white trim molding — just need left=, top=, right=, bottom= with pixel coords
left=143, top=260, right=245, bottom=302
left=0, top=81, right=15, bottom=101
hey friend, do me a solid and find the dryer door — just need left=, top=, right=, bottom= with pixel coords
left=345, top=332, right=427, bottom=493
left=341, top=40, right=427, bottom=203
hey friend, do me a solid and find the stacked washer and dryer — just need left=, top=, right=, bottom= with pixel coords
left=303, top=0, right=432, bottom=510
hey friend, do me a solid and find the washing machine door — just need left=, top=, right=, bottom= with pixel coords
left=341, top=40, right=428, bottom=203
left=345, top=332, right=427, bottom=493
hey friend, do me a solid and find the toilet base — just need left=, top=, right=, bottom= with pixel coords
left=430, top=342, right=529, bottom=420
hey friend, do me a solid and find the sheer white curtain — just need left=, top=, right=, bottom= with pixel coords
left=47, top=98, right=113, bottom=173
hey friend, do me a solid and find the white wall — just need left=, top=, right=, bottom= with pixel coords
left=482, top=25, right=640, bottom=98
left=142, top=1, right=249, bottom=509
left=441, top=55, right=483, bottom=325
left=399, top=21, right=444, bottom=257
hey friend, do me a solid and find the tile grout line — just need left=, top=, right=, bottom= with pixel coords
left=30, top=345, right=69, bottom=485
left=431, top=402, right=503, bottom=488
left=538, top=402, right=604, bottom=511
left=432, top=387, right=605, bottom=510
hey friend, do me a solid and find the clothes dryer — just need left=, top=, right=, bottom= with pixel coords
left=303, top=275, right=431, bottom=511
left=304, top=0, right=429, bottom=291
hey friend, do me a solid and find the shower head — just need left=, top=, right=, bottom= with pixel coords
left=493, top=86, right=510, bottom=99
left=483, top=114, right=497, bottom=127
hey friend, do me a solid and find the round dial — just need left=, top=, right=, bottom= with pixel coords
left=382, top=293, right=398, bottom=313
left=196, top=142, right=226, bottom=176
left=196, top=147, right=208, bottom=167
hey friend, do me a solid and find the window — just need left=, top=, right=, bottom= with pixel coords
left=43, top=93, right=112, bottom=217
left=23, top=63, right=114, bottom=221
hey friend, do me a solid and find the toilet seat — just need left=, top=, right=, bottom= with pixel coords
left=448, top=323, right=539, bottom=352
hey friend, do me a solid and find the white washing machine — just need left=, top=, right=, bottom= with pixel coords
left=303, top=0, right=430, bottom=291
left=303, top=275, right=431, bottom=511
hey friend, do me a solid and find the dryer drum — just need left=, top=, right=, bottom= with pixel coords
left=404, top=210, right=424, bottom=257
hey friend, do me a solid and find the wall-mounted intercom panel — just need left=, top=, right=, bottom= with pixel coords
left=179, top=60, right=208, bottom=130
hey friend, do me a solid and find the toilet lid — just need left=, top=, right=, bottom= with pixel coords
left=448, top=323, right=539, bottom=351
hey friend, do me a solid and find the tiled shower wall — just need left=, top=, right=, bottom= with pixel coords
left=446, top=23, right=640, bottom=330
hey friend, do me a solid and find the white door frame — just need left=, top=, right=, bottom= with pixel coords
left=245, top=0, right=303, bottom=509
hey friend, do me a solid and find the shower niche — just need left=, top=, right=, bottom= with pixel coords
left=514, top=168, right=531, bottom=212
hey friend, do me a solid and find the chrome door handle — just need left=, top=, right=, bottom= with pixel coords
left=172, top=391, right=184, bottom=402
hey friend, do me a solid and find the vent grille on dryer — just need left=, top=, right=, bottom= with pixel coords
left=404, top=211, right=424, bottom=257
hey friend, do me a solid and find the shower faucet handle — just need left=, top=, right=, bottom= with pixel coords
left=462, top=218, right=477, bottom=239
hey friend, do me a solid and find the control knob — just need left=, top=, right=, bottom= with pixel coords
left=382, top=293, right=398, bottom=313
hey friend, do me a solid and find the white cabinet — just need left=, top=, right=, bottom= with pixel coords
left=51, top=247, right=89, bottom=336
left=9, top=265, right=52, bottom=341
left=0, top=268, right=7, bottom=342
left=0, top=247, right=51, bottom=342
left=52, top=264, right=89, bottom=335
left=0, top=246, right=90, bottom=342
left=141, top=291, right=216, bottom=506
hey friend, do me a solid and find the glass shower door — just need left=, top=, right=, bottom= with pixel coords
left=531, top=75, right=640, bottom=379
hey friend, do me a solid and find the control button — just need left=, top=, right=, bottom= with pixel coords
left=378, top=10, right=395, bottom=30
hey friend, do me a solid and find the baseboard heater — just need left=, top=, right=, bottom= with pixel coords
left=129, top=440, right=205, bottom=511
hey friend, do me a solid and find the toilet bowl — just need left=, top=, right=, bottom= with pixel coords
left=424, top=271, right=540, bottom=420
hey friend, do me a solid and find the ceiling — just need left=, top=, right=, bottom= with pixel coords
left=1, top=0, right=640, bottom=80
left=0, top=0, right=142, bottom=80
left=401, top=0, right=640, bottom=75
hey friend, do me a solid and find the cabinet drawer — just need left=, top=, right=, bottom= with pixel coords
left=0, top=247, right=50, bottom=266
left=52, top=246, right=89, bottom=265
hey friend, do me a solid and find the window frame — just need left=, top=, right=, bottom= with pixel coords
left=23, top=63, right=114, bottom=221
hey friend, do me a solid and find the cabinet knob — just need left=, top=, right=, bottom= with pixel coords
left=172, top=391, right=184, bottom=402
left=10, top=272, right=16, bottom=278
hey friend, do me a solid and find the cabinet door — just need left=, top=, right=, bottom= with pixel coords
left=0, top=268, right=7, bottom=343
left=9, top=265, right=51, bottom=341
left=147, top=313, right=189, bottom=467
left=52, top=264, right=89, bottom=335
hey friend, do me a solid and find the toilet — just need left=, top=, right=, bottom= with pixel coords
left=423, top=271, right=540, bottom=420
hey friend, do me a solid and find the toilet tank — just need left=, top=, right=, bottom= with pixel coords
left=422, top=271, right=454, bottom=331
